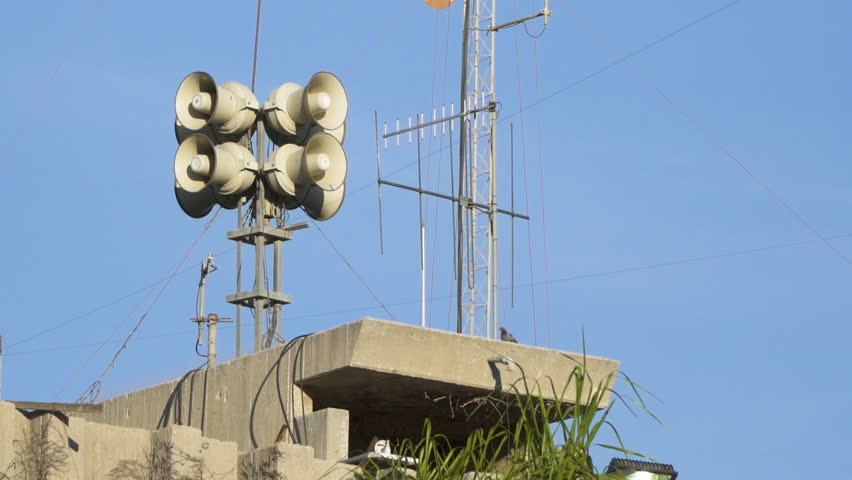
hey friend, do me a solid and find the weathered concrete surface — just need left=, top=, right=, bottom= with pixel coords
left=70, top=416, right=156, bottom=479
left=239, top=443, right=357, bottom=480
left=294, top=408, right=349, bottom=461
left=298, top=318, right=618, bottom=401
left=152, top=425, right=239, bottom=479
left=0, top=401, right=30, bottom=475
left=297, top=318, right=620, bottom=451
left=0, top=402, right=239, bottom=479
left=81, top=317, right=619, bottom=457
left=80, top=341, right=314, bottom=453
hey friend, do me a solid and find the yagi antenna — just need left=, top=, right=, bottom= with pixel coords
left=374, top=102, right=529, bottom=335
left=382, top=104, right=460, bottom=151
left=373, top=0, right=548, bottom=339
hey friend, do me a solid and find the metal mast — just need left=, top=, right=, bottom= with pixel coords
left=174, top=70, right=350, bottom=356
left=458, top=0, right=550, bottom=338
left=457, top=0, right=498, bottom=338
left=376, top=0, right=546, bottom=339
left=456, top=0, right=497, bottom=338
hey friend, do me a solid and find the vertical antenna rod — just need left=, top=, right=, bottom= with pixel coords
left=375, top=111, right=385, bottom=255
left=487, top=0, right=499, bottom=339
left=510, top=123, right=515, bottom=308
left=456, top=0, right=472, bottom=334
left=416, top=114, right=427, bottom=328
left=375, top=2, right=544, bottom=338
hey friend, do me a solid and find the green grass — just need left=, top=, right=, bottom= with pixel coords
left=352, top=354, right=658, bottom=480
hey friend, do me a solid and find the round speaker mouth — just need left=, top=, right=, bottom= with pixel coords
left=175, top=134, right=217, bottom=193
left=297, top=182, right=346, bottom=221
left=174, top=181, right=216, bottom=219
left=304, top=132, right=347, bottom=191
left=175, top=72, right=218, bottom=131
left=305, top=72, right=348, bottom=130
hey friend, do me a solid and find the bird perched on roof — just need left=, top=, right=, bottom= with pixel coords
left=499, top=327, right=518, bottom=343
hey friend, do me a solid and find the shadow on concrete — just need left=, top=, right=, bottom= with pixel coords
left=487, top=360, right=503, bottom=392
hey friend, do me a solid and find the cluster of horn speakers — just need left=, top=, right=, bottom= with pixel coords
left=173, top=71, right=348, bottom=221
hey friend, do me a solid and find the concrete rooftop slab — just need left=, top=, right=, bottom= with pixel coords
left=295, top=318, right=620, bottom=449
left=82, top=317, right=619, bottom=455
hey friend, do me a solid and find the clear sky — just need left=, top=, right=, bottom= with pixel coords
left=1, top=1, right=850, bottom=479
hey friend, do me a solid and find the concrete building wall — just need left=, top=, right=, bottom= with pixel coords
left=0, top=402, right=247, bottom=480
left=78, top=318, right=619, bottom=458
left=239, top=443, right=357, bottom=480
left=81, top=341, right=313, bottom=453
left=0, top=403, right=355, bottom=480
left=295, top=408, right=350, bottom=461
left=0, top=401, right=30, bottom=476
left=70, top=416, right=152, bottom=480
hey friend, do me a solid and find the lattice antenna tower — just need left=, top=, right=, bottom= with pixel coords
left=377, top=0, right=549, bottom=338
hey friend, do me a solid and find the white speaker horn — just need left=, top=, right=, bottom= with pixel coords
left=174, top=134, right=216, bottom=193
left=265, top=120, right=346, bottom=147
left=263, top=72, right=348, bottom=138
left=210, top=142, right=259, bottom=195
left=174, top=118, right=242, bottom=145
left=297, top=182, right=346, bottom=221
left=175, top=72, right=259, bottom=135
left=213, top=189, right=247, bottom=210
left=218, top=81, right=259, bottom=135
left=302, top=72, right=347, bottom=129
left=174, top=180, right=216, bottom=219
left=175, top=134, right=258, bottom=196
left=264, top=132, right=347, bottom=197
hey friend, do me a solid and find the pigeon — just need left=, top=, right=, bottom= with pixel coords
left=499, top=327, right=518, bottom=343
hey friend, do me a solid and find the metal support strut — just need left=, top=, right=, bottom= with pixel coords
left=225, top=119, right=308, bottom=354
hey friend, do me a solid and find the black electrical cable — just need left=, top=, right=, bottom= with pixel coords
left=290, top=336, right=310, bottom=446
left=249, top=333, right=313, bottom=448
left=522, top=18, right=547, bottom=39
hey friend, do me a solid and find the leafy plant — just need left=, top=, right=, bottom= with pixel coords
left=353, top=356, right=655, bottom=480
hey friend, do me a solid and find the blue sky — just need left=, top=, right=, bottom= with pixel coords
left=1, top=1, right=850, bottom=478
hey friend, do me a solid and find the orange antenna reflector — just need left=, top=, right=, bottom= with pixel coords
left=425, top=0, right=456, bottom=9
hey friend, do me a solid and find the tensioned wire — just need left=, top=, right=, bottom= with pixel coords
left=57, top=208, right=224, bottom=403
left=0, top=0, right=103, bottom=169
left=11, top=1, right=772, bottom=389
left=528, top=3, right=553, bottom=348
left=352, top=0, right=745, bottom=196
left=53, top=0, right=417, bottom=400
left=557, top=0, right=852, bottom=269
left=10, top=231, right=849, bottom=359
left=2, top=0, right=752, bottom=356
left=510, top=0, right=540, bottom=346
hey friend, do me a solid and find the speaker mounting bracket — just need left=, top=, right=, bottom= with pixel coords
left=226, top=225, right=293, bottom=244
left=226, top=289, right=293, bottom=308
